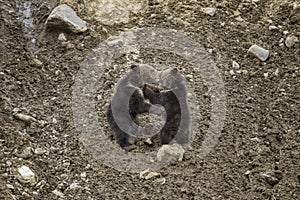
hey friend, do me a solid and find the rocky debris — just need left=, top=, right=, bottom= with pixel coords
left=32, top=58, right=43, bottom=67
left=247, top=44, right=269, bottom=61
left=58, top=33, right=67, bottom=41
left=70, top=182, right=82, bottom=189
left=144, top=138, right=153, bottom=146
left=285, top=35, right=298, bottom=48
left=16, top=166, right=37, bottom=186
left=52, top=189, right=64, bottom=198
left=46, top=4, right=87, bottom=33
left=274, top=68, right=279, bottom=76
left=201, top=7, right=217, bottom=16
left=14, top=147, right=33, bottom=159
left=232, top=60, right=240, bottom=69
left=153, top=177, right=166, bottom=184
left=268, top=25, right=278, bottom=30
left=34, top=147, right=46, bottom=155
left=13, top=113, right=36, bottom=123
left=157, top=143, right=185, bottom=162
left=139, top=169, right=161, bottom=180
left=260, top=171, right=283, bottom=186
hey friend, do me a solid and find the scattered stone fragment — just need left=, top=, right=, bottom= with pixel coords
left=58, top=33, right=67, bottom=41
left=274, top=68, right=279, bottom=76
left=285, top=35, right=298, bottom=48
left=244, top=170, right=251, bottom=176
left=260, top=173, right=279, bottom=186
left=32, top=58, right=43, bottom=66
left=46, top=4, right=87, bottom=33
left=157, top=143, right=185, bottom=162
left=202, top=7, right=217, bottom=16
left=235, top=16, right=244, bottom=22
left=232, top=60, right=240, bottom=69
left=6, top=184, right=14, bottom=189
left=52, top=189, right=64, bottom=198
left=229, top=70, right=235, bottom=75
left=139, top=169, right=161, bottom=180
left=34, top=147, right=46, bottom=155
left=17, top=166, right=37, bottom=186
left=144, top=138, right=153, bottom=146
left=70, top=182, right=82, bottom=189
left=139, top=169, right=150, bottom=179
left=264, top=72, right=268, bottom=79
left=15, top=147, right=33, bottom=158
left=268, top=25, right=278, bottom=30
left=247, top=44, right=269, bottom=61
left=283, top=30, right=289, bottom=35
left=13, top=113, right=36, bottom=123
left=153, top=177, right=166, bottom=184
left=145, top=172, right=161, bottom=180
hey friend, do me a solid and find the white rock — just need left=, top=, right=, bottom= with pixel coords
left=139, top=169, right=150, bottom=179
left=285, top=35, right=298, bottom=48
left=283, top=30, right=289, bottom=35
left=232, top=60, right=240, bottom=69
left=153, top=177, right=166, bottom=184
left=157, top=143, right=185, bottom=162
left=202, top=7, right=217, bottom=16
left=139, top=169, right=161, bottom=180
left=247, top=44, right=269, bottom=61
left=145, top=172, right=161, bottom=180
left=34, top=147, right=46, bottom=155
left=274, top=68, right=279, bottom=76
left=70, top=182, right=81, bottom=189
left=58, top=33, right=67, bottom=41
left=33, top=58, right=43, bottom=66
left=14, top=113, right=36, bottom=123
left=46, top=4, right=87, bottom=33
left=17, top=166, right=37, bottom=186
left=52, top=189, right=64, bottom=198
left=268, top=25, right=278, bottom=30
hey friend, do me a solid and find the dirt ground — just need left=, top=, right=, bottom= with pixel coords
left=0, top=0, right=299, bottom=199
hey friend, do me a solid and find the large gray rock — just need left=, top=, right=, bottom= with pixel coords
left=60, top=0, right=148, bottom=25
left=46, top=4, right=87, bottom=33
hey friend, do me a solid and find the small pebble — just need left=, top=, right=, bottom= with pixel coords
left=283, top=30, right=289, bottom=35
left=244, top=170, right=251, bottom=176
left=70, top=182, right=82, bottom=189
left=52, top=189, right=64, bottom=198
left=58, top=33, right=67, bottom=41
left=14, top=113, right=36, bottom=123
left=6, top=184, right=14, bottom=189
left=202, top=7, right=217, bottom=16
left=229, top=70, right=235, bottom=75
left=32, top=58, right=43, bottom=66
left=139, top=169, right=161, bottom=180
left=34, top=148, right=46, bottom=155
left=274, top=68, right=279, bottom=76
left=285, top=35, right=298, bottom=48
left=154, top=177, right=166, bottom=184
left=260, top=172, right=280, bottom=186
left=247, top=44, right=269, bottom=61
left=15, top=147, right=33, bottom=158
left=268, top=25, right=278, bottom=30
left=232, top=60, right=240, bottom=69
